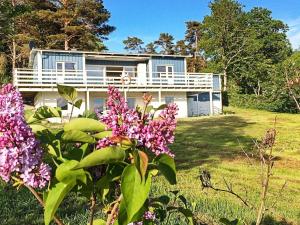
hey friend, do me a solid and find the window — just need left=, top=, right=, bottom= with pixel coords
left=165, top=96, right=174, bottom=104
left=57, top=98, right=68, bottom=110
left=56, top=62, right=76, bottom=71
left=65, top=62, right=76, bottom=71
left=156, top=65, right=173, bottom=77
left=213, top=93, right=221, bottom=101
left=106, top=66, right=123, bottom=77
left=94, top=98, right=105, bottom=112
left=127, top=98, right=136, bottom=109
left=157, top=66, right=167, bottom=73
left=56, top=62, right=63, bottom=71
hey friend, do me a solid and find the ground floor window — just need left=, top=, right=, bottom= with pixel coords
left=165, top=96, right=174, bottom=104
left=57, top=98, right=68, bottom=110
left=127, top=98, right=136, bottom=109
left=94, top=98, right=105, bottom=112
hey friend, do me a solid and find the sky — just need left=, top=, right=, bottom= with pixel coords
left=103, top=0, right=300, bottom=52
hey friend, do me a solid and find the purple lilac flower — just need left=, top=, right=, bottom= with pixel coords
left=97, top=86, right=178, bottom=157
left=143, top=211, right=156, bottom=220
left=0, top=84, right=51, bottom=188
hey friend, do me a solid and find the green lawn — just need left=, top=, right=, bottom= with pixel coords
left=1, top=107, right=299, bottom=224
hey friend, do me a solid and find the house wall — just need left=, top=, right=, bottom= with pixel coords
left=33, top=90, right=220, bottom=119
left=151, top=56, right=185, bottom=77
left=41, top=52, right=84, bottom=70
left=88, top=91, right=188, bottom=118
left=34, top=92, right=86, bottom=122
left=187, top=91, right=222, bottom=116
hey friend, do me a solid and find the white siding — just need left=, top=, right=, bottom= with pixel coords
left=34, top=91, right=189, bottom=119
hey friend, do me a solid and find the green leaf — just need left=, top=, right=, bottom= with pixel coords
left=93, top=131, right=112, bottom=139
left=64, top=118, right=106, bottom=132
left=75, top=146, right=126, bottom=169
left=57, top=84, right=78, bottom=102
left=155, top=154, right=177, bottom=185
left=44, top=180, right=76, bottom=225
left=29, top=124, right=47, bottom=134
left=145, top=105, right=154, bottom=113
left=87, top=219, right=106, bottom=225
left=178, top=207, right=194, bottom=225
left=121, top=165, right=151, bottom=222
left=56, top=160, right=86, bottom=184
left=178, top=195, right=188, bottom=208
left=62, top=130, right=95, bottom=143
left=27, top=106, right=61, bottom=124
left=96, top=175, right=110, bottom=202
left=156, top=104, right=167, bottom=111
left=134, top=151, right=148, bottom=180
left=46, top=140, right=62, bottom=159
left=74, top=99, right=83, bottom=109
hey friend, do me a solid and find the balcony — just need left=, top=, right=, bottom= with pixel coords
left=13, top=68, right=221, bottom=92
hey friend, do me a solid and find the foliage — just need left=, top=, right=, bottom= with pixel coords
left=33, top=0, right=115, bottom=51
left=123, top=36, right=144, bottom=53
left=1, top=107, right=299, bottom=224
left=154, top=33, right=175, bottom=54
left=0, top=83, right=196, bottom=225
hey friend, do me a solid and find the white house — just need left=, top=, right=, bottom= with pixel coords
left=13, top=49, right=222, bottom=118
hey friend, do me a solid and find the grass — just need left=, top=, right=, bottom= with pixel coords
left=1, top=107, right=300, bottom=224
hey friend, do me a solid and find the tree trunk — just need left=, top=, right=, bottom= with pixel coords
left=64, top=39, right=69, bottom=50
left=223, top=69, right=227, bottom=91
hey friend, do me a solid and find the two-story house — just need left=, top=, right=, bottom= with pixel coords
left=13, top=49, right=222, bottom=118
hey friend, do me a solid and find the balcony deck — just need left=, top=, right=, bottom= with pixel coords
left=14, top=69, right=221, bottom=92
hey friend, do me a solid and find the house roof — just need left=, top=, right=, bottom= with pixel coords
left=30, top=48, right=191, bottom=58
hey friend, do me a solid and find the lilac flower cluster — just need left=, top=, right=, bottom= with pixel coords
left=0, top=84, right=51, bottom=188
left=127, top=211, right=156, bottom=225
left=97, top=86, right=178, bottom=157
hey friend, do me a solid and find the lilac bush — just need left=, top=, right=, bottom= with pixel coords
left=0, top=83, right=194, bottom=225
left=98, top=86, right=178, bottom=157
left=0, top=84, right=50, bottom=188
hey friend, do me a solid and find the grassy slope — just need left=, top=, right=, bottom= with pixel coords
left=153, top=107, right=300, bottom=224
left=0, top=107, right=299, bottom=224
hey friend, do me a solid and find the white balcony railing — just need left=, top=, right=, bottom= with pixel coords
left=13, top=69, right=220, bottom=90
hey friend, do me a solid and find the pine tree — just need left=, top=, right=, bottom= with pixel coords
left=123, top=37, right=144, bottom=53
left=155, top=33, right=175, bottom=54
left=38, top=0, right=115, bottom=51
left=145, top=42, right=157, bottom=54
left=175, top=40, right=188, bottom=55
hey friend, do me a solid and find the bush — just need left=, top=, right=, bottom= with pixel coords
left=228, top=92, right=298, bottom=113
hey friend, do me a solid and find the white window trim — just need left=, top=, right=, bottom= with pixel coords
left=56, top=61, right=77, bottom=71
left=156, top=65, right=174, bottom=78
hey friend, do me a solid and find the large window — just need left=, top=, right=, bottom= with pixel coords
left=127, top=98, right=136, bottom=109
left=165, top=96, right=174, bottom=104
left=57, top=98, right=68, bottom=110
left=94, top=98, right=105, bottom=112
left=157, top=65, right=173, bottom=73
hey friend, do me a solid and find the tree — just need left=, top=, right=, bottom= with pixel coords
left=123, top=36, right=144, bottom=53
left=200, top=0, right=249, bottom=90
left=38, top=0, right=115, bottom=51
left=184, top=21, right=205, bottom=72
left=144, top=42, right=157, bottom=54
left=0, top=0, right=30, bottom=71
left=175, top=40, right=188, bottom=55
left=231, top=7, right=291, bottom=96
left=155, top=33, right=175, bottom=54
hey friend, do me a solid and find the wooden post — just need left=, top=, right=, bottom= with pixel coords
left=86, top=90, right=90, bottom=111
left=158, top=90, right=162, bottom=105
left=209, top=91, right=213, bottom=116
